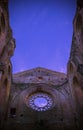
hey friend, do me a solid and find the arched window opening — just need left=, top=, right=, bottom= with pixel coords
left=69, top=62, right=74, bottom=73
left=1, top=78, right=9, bottom=102
left=73, top=76, right=79, bottom=87
left=4, top=78, right=8, bottom=86
left=1, top=13, right=5, bottom=32
left=3, top=78, right=10, bottom=97
left=8, top=65, right=11, bottom=76
left=76, top=14, right=82, bottom=32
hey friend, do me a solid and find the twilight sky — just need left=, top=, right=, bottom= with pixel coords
left=8, top=0, right=76, bottom=73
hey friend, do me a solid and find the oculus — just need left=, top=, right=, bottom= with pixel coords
left=27, top=93, right=53, bottom=111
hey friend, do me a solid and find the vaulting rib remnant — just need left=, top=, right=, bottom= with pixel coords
left=0, top=0, right=15, bottom=129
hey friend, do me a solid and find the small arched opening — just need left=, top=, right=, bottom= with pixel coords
left=69, top=62, right=74, bottom=73
left=73, top=76, right=79, bottom=87
left=3, top=78, right=10, bottom=98
left=8, top=65, right=11, bottom=76
left=4, top=78, right=8, bottom=86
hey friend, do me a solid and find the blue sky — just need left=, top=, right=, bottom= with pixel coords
left=9, top=0, right=76, bottom=73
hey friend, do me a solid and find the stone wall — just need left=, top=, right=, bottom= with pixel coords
left=67, top=0, right=83, bottom=128
left=0, top=0, right=15, bottom=128
left=3, top=68, right=77, bottom=130
left=0, top=0, right=83, bottom=130
left=5, top=82, right=74, bottom=130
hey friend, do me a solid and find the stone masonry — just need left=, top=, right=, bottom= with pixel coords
left=0, top=0, right=83, bottom=130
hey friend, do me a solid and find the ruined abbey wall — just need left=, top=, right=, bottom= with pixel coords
left=0, top=0, right=83, bottom=130
left=0, top=0, right=15, bottom=128
left=67, top=0, right=83, bottom=127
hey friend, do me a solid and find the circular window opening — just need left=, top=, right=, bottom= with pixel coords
left=26, top=93, right=53, bottom=111
left=34, top=97, right=48, bottom=107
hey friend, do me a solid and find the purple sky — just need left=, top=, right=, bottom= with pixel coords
left=9, top=0, right=76, bottom=73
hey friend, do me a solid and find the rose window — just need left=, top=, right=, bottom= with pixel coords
left=27, top=93, right=53, bottom=111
